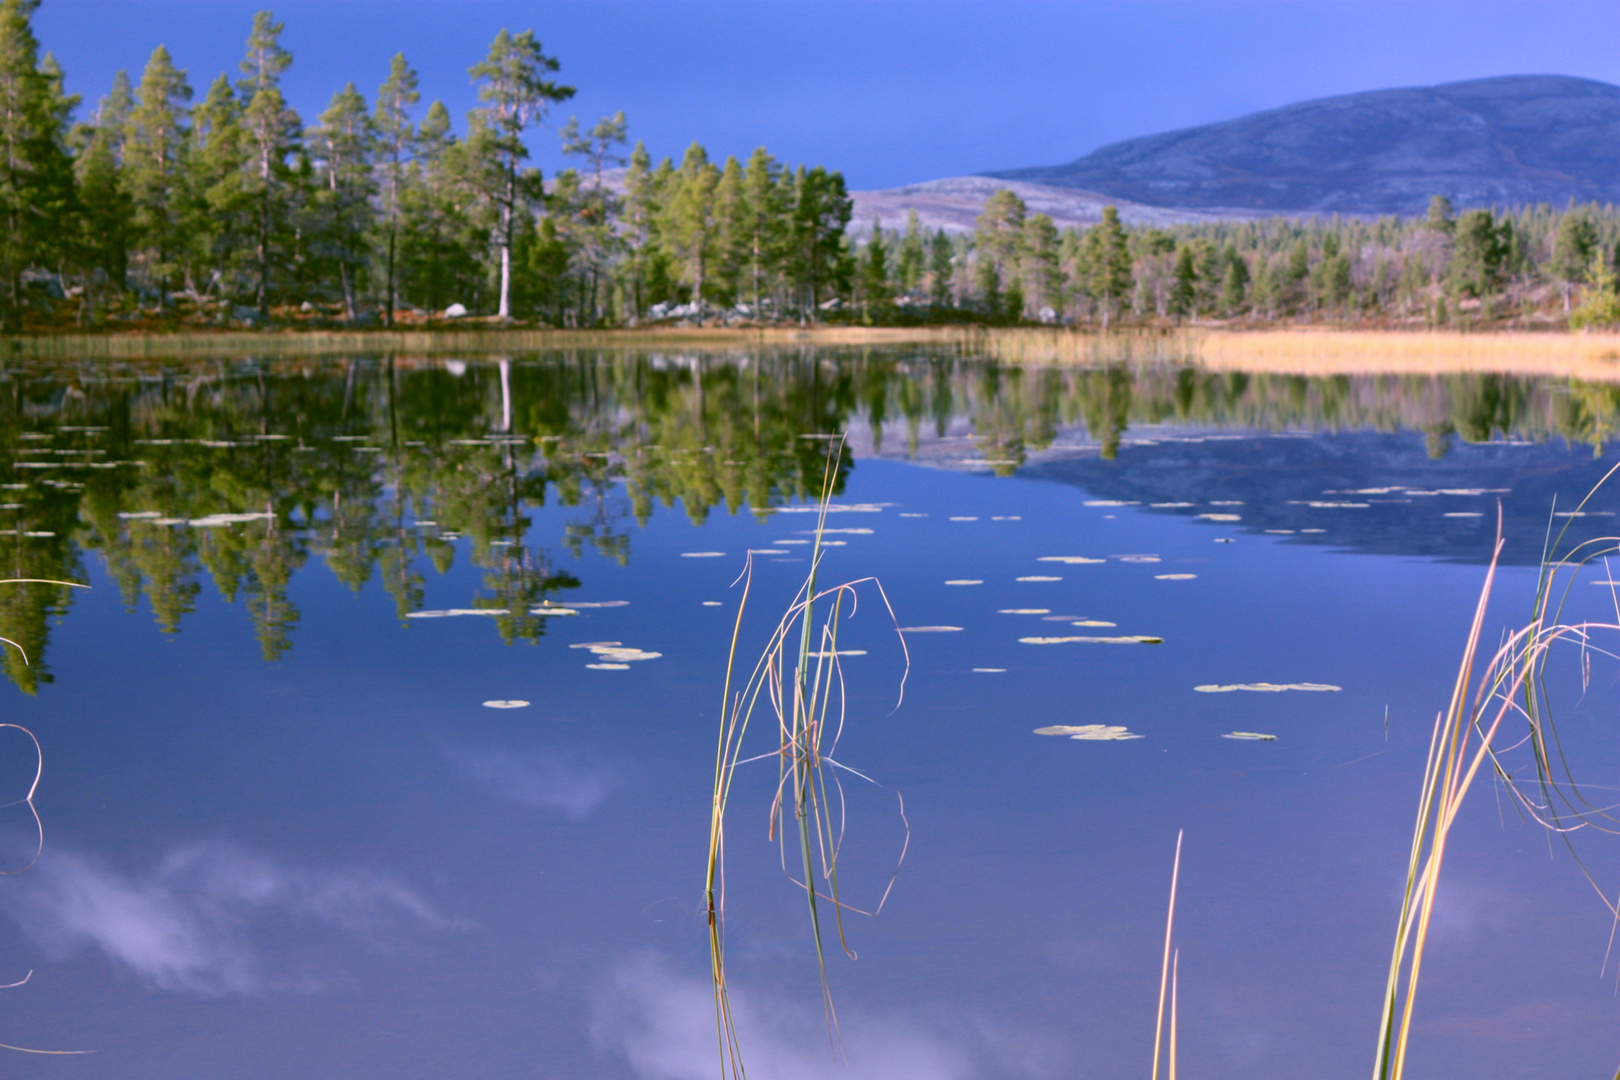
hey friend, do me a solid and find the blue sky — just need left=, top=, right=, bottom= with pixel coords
left=36, top=1, right=1620, bottom=190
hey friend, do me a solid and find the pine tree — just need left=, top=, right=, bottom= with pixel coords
left=468, top=29, right=574, bottom=319
left=237, top=10, right=299, bottom=317
left=309, top=82, right=375, bottom=318
left=973, top=188, right=1025, bottom=311
left=1218, top=246, right=1248, bottom=315
left=374, top=53, right=418, bottom=326
left=1085, top=206, right=1132, bottom=328
left=740, top=146, right=785, bottom=312
left=184, top=73, right=252, bottom=303
left=896, top=208, right=925, bottom=298
left=620, top=140, right=657, bottom=314
left=666, top=142, right=718, bottom=304
left=788, top=165, right=851, bottom=315
left=860, top=217, right=890, bottom=312
left=398, top=100, right=483, bottom=312
left=928, top=228, right=953, bottom=307
left=126, top=45, right=192, bottom=307
left=0, top=0, right=76, bottom=328
left=72, top=69, right=134, bottom=312
left=1168, top=244, right=1196, bottom=319
left=1553, top=209, right=1599, bottom=312
left=559, top=111, right=626, bottom=321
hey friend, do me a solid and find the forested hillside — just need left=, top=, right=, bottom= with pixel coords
left=3, top=0, right=1618, bottom=332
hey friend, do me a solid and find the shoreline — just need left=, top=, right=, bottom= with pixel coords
left=6, top=325, right=1620, bottom=378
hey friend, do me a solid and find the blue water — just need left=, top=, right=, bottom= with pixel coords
left=1, top=355, right=1619, bottom=1079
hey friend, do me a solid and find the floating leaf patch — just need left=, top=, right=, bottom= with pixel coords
left=1021, top=635, right=1161, bottom=645
left=1034, top=724, right=1144, bottom=741
left=1194, top=682, right=1340, bottom=693
left=1222, top=731, right=1277, bottom=741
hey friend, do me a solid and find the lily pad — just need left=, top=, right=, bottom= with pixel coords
left=482, top=700, right=530, bottom=709
left=1194, top=682, right=1340, bottom=693
left=1021, top=635, right=1161, bottom=645
left=1222, top=731, right=1277, bottom=741
left=1034, top=724, right=1144, bottom=741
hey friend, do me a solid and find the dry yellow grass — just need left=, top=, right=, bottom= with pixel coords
left=10, top=324, right=1620, bottom=379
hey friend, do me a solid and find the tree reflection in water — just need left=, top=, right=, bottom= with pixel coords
left=1, top=348, right=1616, bottom=689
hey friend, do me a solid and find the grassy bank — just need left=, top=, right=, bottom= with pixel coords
left=8, top=324, right=1620, bottom=378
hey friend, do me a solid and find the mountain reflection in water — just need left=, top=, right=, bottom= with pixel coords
left=1, top=349, right=1618, bottom=691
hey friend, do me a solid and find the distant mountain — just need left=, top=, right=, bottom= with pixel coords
left=985, top=75, right=1620, bottom=216
left=846, top=176, right=1261, bottom=235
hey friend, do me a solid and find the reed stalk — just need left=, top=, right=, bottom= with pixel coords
left=1374, top=495, right=1620, bottom=1079
left=1151, top=829, right=1183, bottom=1080
left=704, top=439, right=909, bottom=1079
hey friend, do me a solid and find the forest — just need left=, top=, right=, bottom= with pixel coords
left=3, top=0, right=1620, bottom=333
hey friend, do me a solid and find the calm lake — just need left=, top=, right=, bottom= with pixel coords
left=1, top=350, right=1619, bottom=1079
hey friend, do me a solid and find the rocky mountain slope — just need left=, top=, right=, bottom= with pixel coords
left=985, top=75, right=1620, bottom=215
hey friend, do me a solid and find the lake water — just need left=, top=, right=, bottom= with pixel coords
left=1, top=351, right=1619, bottom=1079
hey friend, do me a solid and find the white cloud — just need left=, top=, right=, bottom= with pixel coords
left=591, top=954, right=1056, bottom=1080
left=0, top=840, right=461, bottom=996
left=444, top=744, right=616, bottom=819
